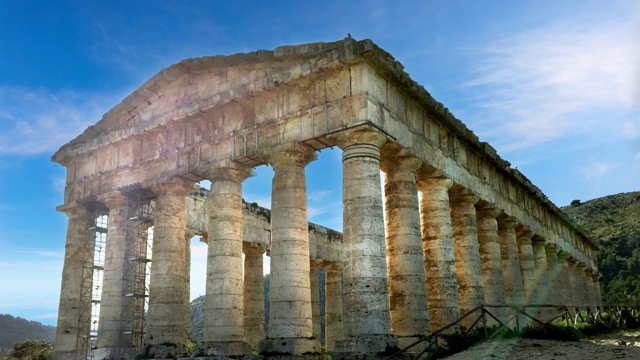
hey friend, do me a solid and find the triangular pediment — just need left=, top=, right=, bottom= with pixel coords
left=52, top=37, right=393, bottom=164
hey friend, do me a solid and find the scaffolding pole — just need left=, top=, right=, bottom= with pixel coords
left=117, top=186, right=155, bottom=360
left=75, top=200, right=108, bottom=360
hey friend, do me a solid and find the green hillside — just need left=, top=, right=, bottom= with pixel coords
left=0, top=315, right=55, bottom=355
left=562, top=191, right=640, bottom=305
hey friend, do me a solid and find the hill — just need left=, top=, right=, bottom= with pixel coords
left=562, top=191, right=640, bottom=305
left=0, top=314, right=55, bottom=355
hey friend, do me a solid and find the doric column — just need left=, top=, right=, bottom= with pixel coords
left=200, top=163, right=254, bottom=356
left=243, top=244, right=265, bottom=349
left=497, top=217, right=525, bottom=328
left=476, top=204, right=508, bottom=323
left=567, top=258, right=583, bottom=308
left=146, top=178, right=193, bottom=358
left=417, top=176, right=460, bottom=333
left=516, top=229, right=537, bottom=307
left=54, top=204, right=91, bottom=360
left=585, top=268, right=597, bottom=310
left=556, top=252, right=574, bottom=307
left=592, top=273, right=603, bottom=306
left=310, top=260, right=322, bottom=341
left=576, top=263, right=590, bottom=307
left=449, top=188, right=484, bottom=328
left=332, top=129, right=399, bottom=359
left=259, top=145, right=320, bottom=356
left=531, top=238, right=552, bottom=319
left=324, top=264, right=344, bottom=352
left=381, top=154, right=430, bottom=343
left=497, top=217, right=525, bottom=308
left=96, top=193, right=132, bottom=356
left=545, top=244, right=562, bottom=313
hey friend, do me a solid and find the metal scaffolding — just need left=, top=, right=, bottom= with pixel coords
left=76, top=201, right=108, bottom=360
left=117, top=186, right=155, bottom=360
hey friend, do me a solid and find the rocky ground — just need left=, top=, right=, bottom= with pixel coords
left=442, top=330, right=640, bottom=360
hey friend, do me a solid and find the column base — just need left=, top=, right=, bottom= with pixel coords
left=396, top=336, right=429, bottom=357
left=142, top=343, right=189, bottom=359
left=51, top=351, right=78, bottom=360
left=194, top=341, right=252, bottom=358
left=91, top=347, right=125, bottom=360
left=258, top=338, right=321, bottom=357
left=332, top=335, right=400, bottom=360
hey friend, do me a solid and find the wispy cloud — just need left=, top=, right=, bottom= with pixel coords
left=578, top=159, right=619, bottom=180
left=0, top=86, right=115, bottom=156
left=307, top=190, right=332, bottom=202
left=14, top=250, right=64, bottom=258
left=463, top=15, right=639, bottom=152
left=623, top=121, right=640, bottom=139
left=308, top=207, right=328, bottom=218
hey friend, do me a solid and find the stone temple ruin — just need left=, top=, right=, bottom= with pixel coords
left=52, top=38, right=602, bottom=359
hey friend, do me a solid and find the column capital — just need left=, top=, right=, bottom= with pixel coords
left=379, top=154, right=422, bottom=174
left=267, top=145, right=317, bottom=169
left=449, top=187, right=479, bottom=205
left=531, top=235, right=547, bottom=245
left=333, top=128, right=387, bottom=149
left=516, top=226, right=534, bottom=241
left=557, top=251, right=571, bottom=261
left=201, top=160, right=255, bottom=183
left=497, top=215, right=519, bottom=230
left=416, top=176, right=453, bottom=192
left=323, top=262, right=343, bottom=274
left=243, top=242, right=266, bottom=255
left=58, top=202, right=89, bottom=219
left=99, top=191, right=129, bottom=209
left=545, top=242, right=558, bottom=251
left=150, top=177, right=195, bottom=197
left=476, top=202, right=501, bottom=218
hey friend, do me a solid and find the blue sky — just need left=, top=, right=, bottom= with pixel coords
left=0, top=1, right=638, bottom=326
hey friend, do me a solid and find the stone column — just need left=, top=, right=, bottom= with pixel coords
left=324, top=264, right=344, bottom=352
left=576, top=264, right=590, bottom=308
left=96, top=193, right=132, bottom=357
left=567, top=259, right=583, bottom=308
left=54, top=204, right=91, bottom=360
left=593, top=274, right=603, bottom=306
left=516, top=229, right=537, bottom=308
left=531, top=238, right=552, bottom=320
left=146, top=178, right=193, bottom=358
left=381, top=155, right=430, bottom=344
left=310, top=260, right=322, bottom=341
left=243, top=244, right=265, bottom=349
left=497, top=217, right=525, bottom=328
left=259, top=146, right=320, bottom=355
left=200, top=163, right=254, bottom=356
left=449, top=188, right=484, bottom=329
left=476, top=205, right=508, bottom=324
left=417, top=176, right=460, bottom=333
left=545, top=244, right=561, bottom=314
left=585, top=268, right=597, bottom=311
left=332, top=129, right=398, bottom=359
left=556, top=252, right=575, bottom=307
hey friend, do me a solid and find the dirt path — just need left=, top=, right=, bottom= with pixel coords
left=442, top=330, right=640, bottom=360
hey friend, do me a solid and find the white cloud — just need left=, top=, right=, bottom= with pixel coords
left=0, top=86, right=115, bottom=155
left=308, top=207, right=328, bottom=218
left=307, top=190, right=332, bottom=202
left=623, top=121, right=640, bottom=139
left=578, top=160, right=618, bottom=180
left=14, top=250, right=64, bottom=258
left=464, top=15, right=639, bottom=152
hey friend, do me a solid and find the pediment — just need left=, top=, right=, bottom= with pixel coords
left=52, top=37, right=385, bottom=164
